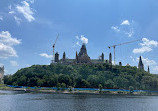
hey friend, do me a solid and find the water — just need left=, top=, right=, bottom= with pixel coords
left=0, top=90, right=158, bottom=111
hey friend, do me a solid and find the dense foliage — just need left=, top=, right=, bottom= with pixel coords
left=4, top=63, right=158, bottom=90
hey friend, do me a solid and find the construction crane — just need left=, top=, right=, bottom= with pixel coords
left=108, top=38, right=142, bottom=65
left=52, top=34, right=59, bottom=63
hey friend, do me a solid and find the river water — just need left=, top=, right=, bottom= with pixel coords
left=0, top=90, right=158, bottom=111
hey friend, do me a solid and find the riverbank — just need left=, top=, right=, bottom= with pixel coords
left=0, top=86, right=158, bottom=96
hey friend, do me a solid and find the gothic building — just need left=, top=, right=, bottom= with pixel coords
left=0, top=66, right=4, bottom=84
left=52, top=43, right=106, bottom=64
left=51, top=43, right=147, bottom=72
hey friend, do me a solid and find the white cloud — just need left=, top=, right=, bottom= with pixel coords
left=136, top=56, right=157, bottom=66
left=0, top=31, right=21, bottom=59
left=40, top=53, right=52, bottom=59
left=76, top=41, right=81, bottom=46
left=9, top=1, right=35, bottom=23
left=133, top=46, right=152, bottom=54
left=0, top=16, right=3, bottom=21
left=76, top=36, right=80, bottom=40
left=130, top=56, right=135, bottom=62
left=0, top=43, right=17, bottom=58
left=125, top=29, right=134, bottom=37
left=111, top=20, right=134, bottom=37
left=9, top=11, right=15, bottom=14
left=8, top=5, right=15, bottom=14
left=26, top=0, right=35, bottom=4
left=121, top=20, right=130, bottom=25
left=140, top=38, right=158, bottom=47
left=133, top=38, right=158, bottom=54
left=153, top=66, right=158, bottom=72
left=74, top=35, right=88, bottom=47
left=14, top=16, right=22, bottom=25
left=16, top=1, right=35, bottom=22
left=111, top=26, right=120, bottom=32
left=80, top=35, right=88, bottom=44
left=10, top=61, right=19, bottom=67
left=0, top=31, right=21, bottom=46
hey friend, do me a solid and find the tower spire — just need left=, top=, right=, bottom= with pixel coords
left=148, top=66, right=150, bottom=73
left=63, top=52, right=66, bottom=61
left=109, top=53, right=112, bottom=65
left=76, top=51, right=78, bottom=63
left=138, top=56, right=144, bottom=70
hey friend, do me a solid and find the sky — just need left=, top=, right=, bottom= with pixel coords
left=0, top=0, right=158, bottom=74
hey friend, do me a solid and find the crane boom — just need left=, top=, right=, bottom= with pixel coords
left=52, top=34, right=59, bottom=63
left=108, top=38, right=142, bottom=65
left=53, top=34, right=59, bottom=48
left=108, top=38, right=142, bottom=48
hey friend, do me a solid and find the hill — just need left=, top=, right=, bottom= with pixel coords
left=4, top=63, right=158, bottom=90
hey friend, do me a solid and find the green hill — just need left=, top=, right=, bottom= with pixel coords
left=4, top=63, right=158, bottom=90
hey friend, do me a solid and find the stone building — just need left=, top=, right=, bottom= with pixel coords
left=75, top=43, right=91, bottom=64
left=0, top=66, right=4, bottom=84
left=50, top=43, right=147, bottom=73
left=51, top=43, right=107, bottom=64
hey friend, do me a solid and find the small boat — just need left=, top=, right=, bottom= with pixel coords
left=24, top=88, right=30, bottom=93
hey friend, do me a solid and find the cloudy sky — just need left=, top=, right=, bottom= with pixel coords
left=0, top=0, right=158, bottom=74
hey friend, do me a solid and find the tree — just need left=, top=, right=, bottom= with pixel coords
left=37, top=79, right=44, bottom=87
left=99, top=84, right=103, bottom=92
left=61, top=83, right=66, bottom=90
left=129, top=86, right=134, bottom=94
left=105, top=79, right=114, bottom=88
left=4, top=63, right=157, bottom=91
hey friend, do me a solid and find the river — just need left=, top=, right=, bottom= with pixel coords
left=0, top=90, right=158, bottom=111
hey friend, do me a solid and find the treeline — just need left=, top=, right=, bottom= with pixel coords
left=4, top=63, right=158, bottom=90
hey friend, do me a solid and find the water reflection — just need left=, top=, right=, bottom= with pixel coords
left=0, top=90, right=158, bottom=111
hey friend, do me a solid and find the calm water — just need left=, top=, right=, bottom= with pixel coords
left=0, top=90, right=158, bottom=111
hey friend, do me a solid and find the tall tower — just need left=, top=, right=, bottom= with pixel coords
left=77, top=43, right=91, bottom=63
left=138, top=56, right=144, bottom=70
left=109, top=53, right=112, bottom=64
left=101, top=53, right=104, bottom=62
left=148, top=66, right=150, bottom=73
left=0, top=66, right=4, bottom=84
left=119, top=62, right=122, bottom=66
left=55, top=52, right=59, bottom=63
left=63, top=52, right=66, bottom=61
left=78, top=43, right=88, bottom=56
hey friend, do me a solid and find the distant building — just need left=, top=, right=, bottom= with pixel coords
left=138, top=56, right=144, bottom=70
left=51, top=43, right=108, bottom=65
left=0, top=66, right=4, bottom=84
left=50, top=43, right=150, bottom=73
left=126, top=64, right=130, bottom=66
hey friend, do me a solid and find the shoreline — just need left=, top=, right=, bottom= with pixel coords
left=0, top=87, right=158, bottom=96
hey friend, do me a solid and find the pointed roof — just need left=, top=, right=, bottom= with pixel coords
left=78, top=43, right=88, bottom=56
